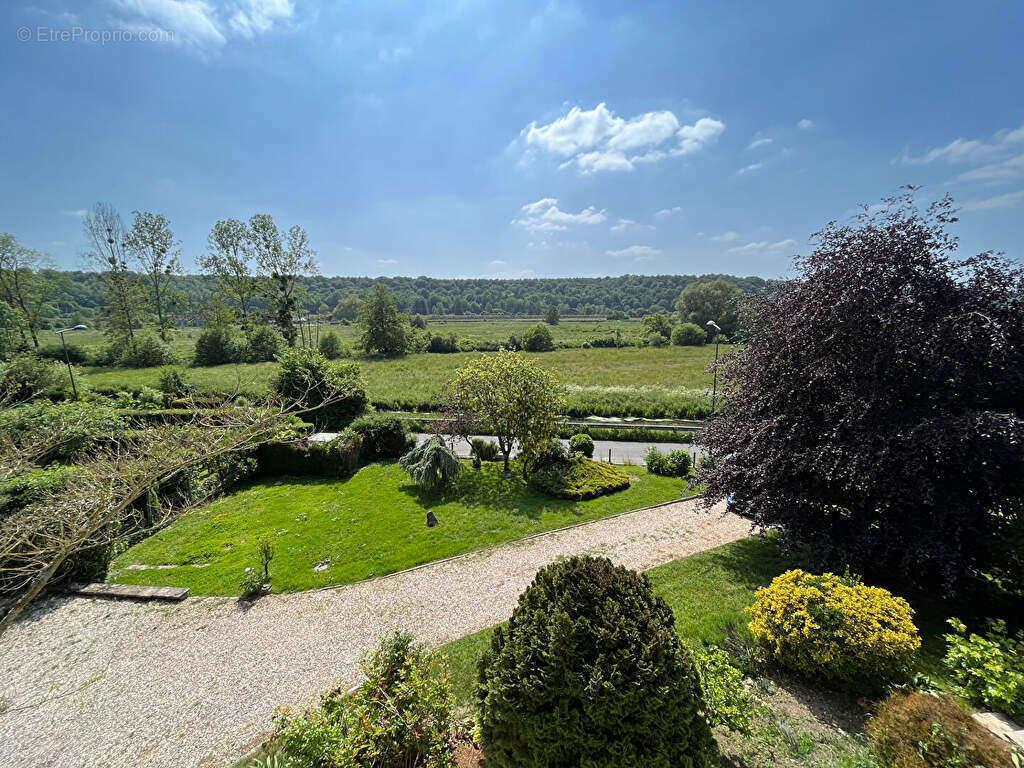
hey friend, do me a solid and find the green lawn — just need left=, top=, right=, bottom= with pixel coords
left=83, top=344, right=726, bottom=418
left=108, top=461, right=696, bottom=595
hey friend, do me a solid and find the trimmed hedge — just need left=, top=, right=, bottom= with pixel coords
left=530, top=456, right=630, bottom=500
left=644, top=446, right=693, bottom=477
left=349, top=412, right=412, bottom=460
left=255, top=432, right=362, bottom=478
left=478, top=556, right=719, bottom=768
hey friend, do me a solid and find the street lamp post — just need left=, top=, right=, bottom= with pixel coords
left=56, top=324, right=87, bottom=398
left=706, top=320, right=722, bottom=415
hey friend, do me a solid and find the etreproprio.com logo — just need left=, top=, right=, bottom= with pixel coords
left=17, top=25, right=175, bottom=44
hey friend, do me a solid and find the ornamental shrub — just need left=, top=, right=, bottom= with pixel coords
left=193, top=327, right=240, bottom=366
left=470, top=437, right=500, bottom=461
left=478, top=556, right=719, bottom=768
left=521, top=323, right=554, bottom=352
left=530, top=456, right=630, bottom=500
left=568, top=432, right=595, bottom=458
left=867, top=691, right=1014, bottom=768
left=349, top=413, right=410, bottom=460
left=270, top=348, right=367, bottom=429
left=644, top=446, right=692, bottom=477
left=746, top=569, right=921, bottom=692
left=276, top=631, right=455, bottom=768
left=672, top=323, right=707, bottom=346
left=942, top=618, right=1024, bottom=721
left=691, top=645, right=754, bottom=734
left=399, top=436, right=461, bottom=493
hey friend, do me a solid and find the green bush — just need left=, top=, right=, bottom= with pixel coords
left=0, top=465, right=80, bottom=520
left=427, top=333, right=459, bottom=353
left=242, top=325, right=285, bottom=363
left=0, top=353, right=68, bottom=402
left=156, top=366, right=190, bottom=399
left=521, top=323, right=554, bottom=352
left=0, top=401, right=125, bottom=463
left=239, top=567, right=266, bottom=600
left=746, top=570, right=921, bottom=692
left=399, top=436, right=461, bottom=493
left=317, top=331, right=345, bottom=360
left=276, top=631, right=455, bottom=768
left=478, top=556, right=719, bottom=768
left=36, top=343, right=92, bottom=365
left=867, top=692, right=1014, bottom=768
left=255, top=432, right=362, bottom=478
left=942, top=618, right=1024, bottom=721
left=193, top=327, right=240, bottom=366
left=349, top=412, right=410, bottom=460
left=120, top=334, right=176, bottom=368
left=691, top=645, right=753, bottom=734
left=568, top=432, right=595, bottom=458
left=644, top=446, right=693, bottom=477
left=470, top=437, right=500, bottom=461
left=672, top=323, right=707, bottom=346
left=529, top=456, right=630, bottom=500
left=270, top=348, right=367, bottom=430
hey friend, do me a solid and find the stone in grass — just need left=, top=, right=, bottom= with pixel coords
left=426, top=511, right=439, bottom=527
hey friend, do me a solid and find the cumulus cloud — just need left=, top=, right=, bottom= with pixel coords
left=108, top=0, right=292, bottom=50
left=727, top=238, right=797, bottom=255
left=512, top=198, right=607, bottom=232
left=956, top=153, right=1024, bottom=185
left=711, top=231, right=741, bottom=242
left=605, top=245, right=662, bottom=261
left=961, top=190, right=1024, bottom=211
left=521, top=103, right=724, bottom=174
left=61, top=209, right=87, bottom=217
left=797, top=118, right=815, bottom=130
left=747, top=137, right=773, bottom=150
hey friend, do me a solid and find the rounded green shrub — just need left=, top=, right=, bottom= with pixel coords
left=644, top=446, right=692, bottom=477
left=349, top=412, right=410, bottom=460
left=317, top=330, right=345, bottom=359
left=478, top=556, right=719, bottom=768
left=521, top=323, right=554, bottom=352
left=242, top=325, right=285, bottom=363
left=193, top=327, right=240, bottom=366
left=568, top=432, right=595, bottom=458
left=746, top=570, right=921, bottom=692
left=672, top=323, right=707, bottom=346
left=270, top=348, right=367, bottom=429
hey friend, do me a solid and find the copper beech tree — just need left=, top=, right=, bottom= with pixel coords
left=700, top=191, right=1024, bottom=593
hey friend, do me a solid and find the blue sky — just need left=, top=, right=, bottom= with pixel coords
left=1, top=0, right=1022, bottom=279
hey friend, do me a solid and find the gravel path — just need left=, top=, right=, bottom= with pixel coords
left=0, top=497, right=747, bottom=768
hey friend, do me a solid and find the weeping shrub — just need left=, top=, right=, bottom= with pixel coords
left=478, top=556, right=718, bottom=768
left=399, top=436, right=461, bottom=492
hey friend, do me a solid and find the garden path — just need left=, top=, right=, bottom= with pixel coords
left=0, top=497, right=747, bottom=768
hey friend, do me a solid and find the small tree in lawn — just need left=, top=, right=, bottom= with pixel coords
left=699, top=190, right=1024, bottom=594
left=357, top=282, right=408, bottom=356
left=399, top=436, right=461, bottom=493
left=443, top=349, right=564, bottom=475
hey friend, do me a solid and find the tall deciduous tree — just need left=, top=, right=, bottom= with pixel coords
left=200, top=218, right=257, bottom=324
left=443, top=349, right=564, bottom=474
left=357, top=282, right=408, bottom=356
left=124, top=211, right=182, bottom=340
left=0, top=234, right=54, bottom=349
left=675, top=279, right=743, bottom=337
left=699, top=192, right=1024, bottom=594
left=81, top=203, right=145, bottom=354
left=249, top=214, right=317, bottom=346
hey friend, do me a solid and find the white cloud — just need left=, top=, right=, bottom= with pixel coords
left=727, top=238, right=797, bottom=255
left=738, top=162, right=763, bottom=174
left=512, top=198, right=607, bottom=232
left=61, top=209, right=87, bottom=217
left=376, top=258, right=398, bottom=265
left=797, top=118, right=815, bottom=130
left=109, top=0, right=292, bottom=50
left=711, top=231, right=741, bottom=242
left=899, top=124, right=1024, bottom=168
left=610, top=218, right=654, bottom=233
left=521, top=103, right=724, bottom=174
left=956, top=152, right=1024, bottom=185
left=654, top=206, right=682, bottom=217
left=605, top=245, right=662, bottom=261
left=747, top=137, right=773, bottom=150
left=489, top=259, right=506, bottom=265
left=961, top=190, right=1024, bottom=211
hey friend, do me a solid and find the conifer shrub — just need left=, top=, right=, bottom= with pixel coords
left=477, top=556, right=718, bottom=768
left=867, top=691, right=1014, bottom=768
left=746, top=569, right=921, bottom=692
left=529, top=456, right=630, bottom=500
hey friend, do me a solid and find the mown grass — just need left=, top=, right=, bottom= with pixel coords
left=83, top=344, right=727, bottom=418
left=108, top=461, right=697, bottom=595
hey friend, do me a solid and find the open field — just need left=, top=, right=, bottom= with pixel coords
left=82, top=344, right=729, bottom=418
left=107, top=461, right=698, bottom=594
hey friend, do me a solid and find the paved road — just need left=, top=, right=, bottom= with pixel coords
left=0, top=499, right=744, bottom=768
left=311, top=431, right=706, bottom=465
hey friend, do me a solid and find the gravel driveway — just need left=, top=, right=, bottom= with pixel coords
left=0, top=497, right=747, bottom=768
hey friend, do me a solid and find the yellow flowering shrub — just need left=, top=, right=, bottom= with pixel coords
left=746, top=569, right=921, bottom=691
